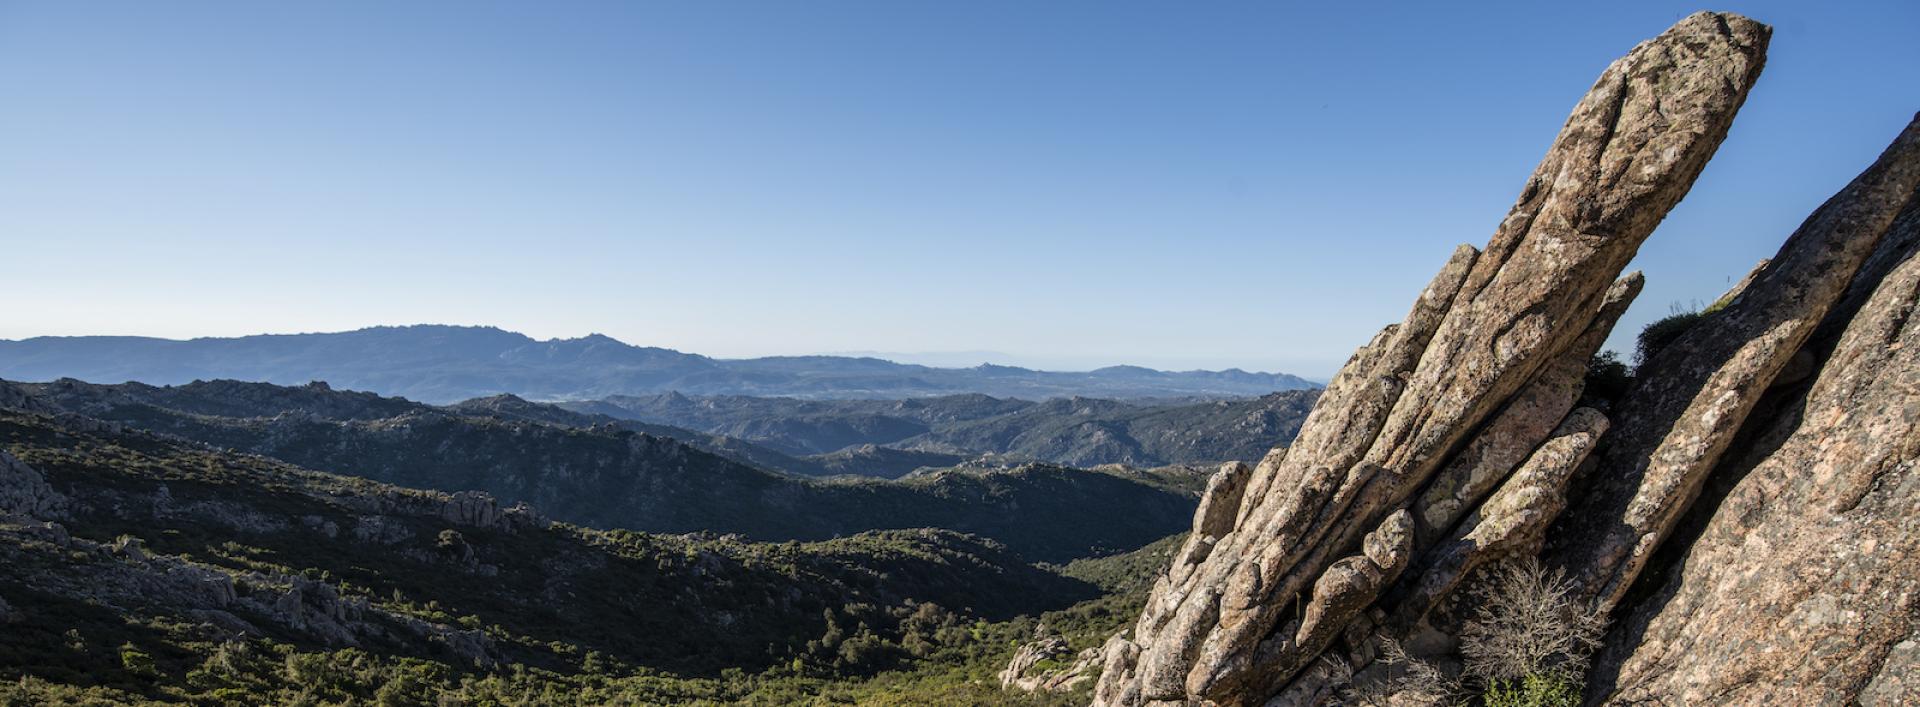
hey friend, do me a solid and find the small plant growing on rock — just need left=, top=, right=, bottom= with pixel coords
left=1633, top=304, right=1707, bottom=372
left=1581, top=351, right=1631, bottom=406
left=1334, top=637, right=1460, bottom=706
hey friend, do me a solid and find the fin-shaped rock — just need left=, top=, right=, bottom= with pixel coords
left=1093, top=12, right=1769, bottom=705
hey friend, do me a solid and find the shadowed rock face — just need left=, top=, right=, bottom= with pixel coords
left=1544, top=113, right=1920, bottom=612
left=1587, top=187, right=1920, bottom=706
left=1091, top=12, right=1770, bottom=706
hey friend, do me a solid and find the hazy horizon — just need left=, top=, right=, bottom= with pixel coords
left=3, top=1, right=1916, bottom=380
left=0, top=323, right=1324, bottom=378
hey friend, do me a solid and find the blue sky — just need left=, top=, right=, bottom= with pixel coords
left=0, top=2, right=1915, bottom=378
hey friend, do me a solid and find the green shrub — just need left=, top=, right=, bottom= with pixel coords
left=1583, top=351, right=1631, bottom=404
left=1484, top=673, right=1581, bottom=707
left=1634, top=311, right=1704, bottom=371
left=118, top=642, right=158, bottom=678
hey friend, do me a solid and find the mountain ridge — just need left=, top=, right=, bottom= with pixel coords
left=0, top=325, right=1318, bottom=404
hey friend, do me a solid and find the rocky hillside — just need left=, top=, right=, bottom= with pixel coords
left=575, top=389, right=1319, bottom=468
left=7, top=378, right=1195, bottom=563
left=0, top=403, right=1124, bottom=704
left=1092, top=13, right=1919, bottom=706
left=446, top=392, right=956, bottom=478
left=0, top=327, right=1316, bottom=403
left=568, top=392, right=1041, bottom=454
left=899, top=393, right=1317, bottom=467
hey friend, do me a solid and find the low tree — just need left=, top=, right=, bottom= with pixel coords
left=1459, top=559, right=1607, bottom=706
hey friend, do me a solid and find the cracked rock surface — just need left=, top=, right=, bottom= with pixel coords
left=1093, top=12, right=1769, bottom=706
left=1084, top=12, right=1920, bottom=707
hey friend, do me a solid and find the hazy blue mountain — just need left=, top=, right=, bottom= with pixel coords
left=0, top=325, right=1317, bottom=403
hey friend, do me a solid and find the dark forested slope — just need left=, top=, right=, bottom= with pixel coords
left=8, top=379, right=1194, bottom=562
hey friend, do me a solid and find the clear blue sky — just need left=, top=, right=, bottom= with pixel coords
left=1, top=2, right=1915, bottom=378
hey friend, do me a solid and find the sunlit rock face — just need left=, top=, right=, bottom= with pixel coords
left=1096, top=11, right=1906, bottom=706
left=1096, top=7, right=1920, bottom=701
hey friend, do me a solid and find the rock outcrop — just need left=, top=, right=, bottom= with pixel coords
left=1094, top=10, right=1920, bottom=706
left=1583, top=185, right=1920, bottom=705
left=1001, top=630, right=1105, bottom=693
left=340, top=487, right=549, bottom=535
left=1544, top=108, right=1920, bottom=611
left=0, top=450, right=67, bottom=521
left=1093, top=12, right=1770, bottom=706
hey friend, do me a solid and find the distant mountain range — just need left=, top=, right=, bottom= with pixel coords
left=0, top=325, right=1317, bottom=404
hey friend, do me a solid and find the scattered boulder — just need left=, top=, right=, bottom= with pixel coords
left=437, top=529, right=476, bottom=564
left=441, top=490, right=504, bottom=528
left=301, top=514, right=340, bottom=539
left=24, top=520, right=71, bottom=549
left=419, top=621, right=498, bottom=668
left=0, top=450, right=68, bottom=521
left=156, top=563, right=239, bottom=609
left=109, top=535, right=149, bottom=563
left=352, top=514, right=415, bottom=545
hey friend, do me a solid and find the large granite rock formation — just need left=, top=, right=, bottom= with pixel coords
left=1543, top=105, right=1920, bottom=613
left=1092, top=12, right=1770, bottom=706
left=1583, top=184, right=1920, bottom=705
left=1088, top=11, right=1920, bottom=706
